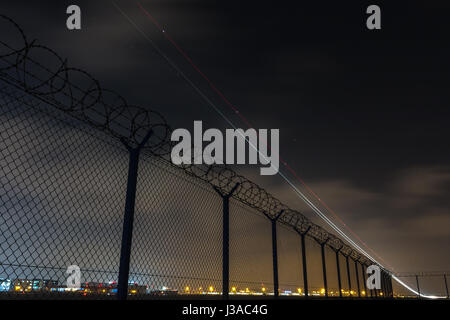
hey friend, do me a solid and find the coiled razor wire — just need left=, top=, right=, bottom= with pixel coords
left=0, top=14, right=376, bottom=269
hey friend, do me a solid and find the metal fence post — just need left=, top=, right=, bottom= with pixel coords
left=315, top=238, right=329, bottom=298
left=321, top=243, right=328, bottom=297
left=415, top=275, right=420, bottom=299
left=345, top=255, right=352, bottom=297
left=385, top=272, right=389, bottom=297
left=117, top=131, right=152, bottom=300
left=386, top=273, right=391, bottom=298
left=263, top=210, right=284, bottom=297
left=354, top=259, right=361, bottom=298
left=381, top=272, right=384, bottom=297
left=384, top=272, right=389, bottom=298
left=294, top=226, right=311, bottom=298
left=335, top=249, right=343, bottom=298
left=374, top=271, right=378, bottom=298
left=389, top=274, right=393, bottom=297
left=213, top=183, right=240, bottom=300
left=361, top=262, right=368, bottom=298
left=300, top=233, right=308, bottom=298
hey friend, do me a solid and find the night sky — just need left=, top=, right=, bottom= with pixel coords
left=1, top=0, right=450, bottom=293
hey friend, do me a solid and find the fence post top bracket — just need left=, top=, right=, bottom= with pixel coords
left=213, top=182, right=240, bottom=198
left=120, top=129, right=153, bottom=152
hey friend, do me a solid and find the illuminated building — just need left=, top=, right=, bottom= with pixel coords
left=11, top=279, right=58, bottom=292
left=0, top=279, right=11, bottom=292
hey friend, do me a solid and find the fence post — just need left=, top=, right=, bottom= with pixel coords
left=371, top=265, right=376, bottom=298
left=354, top=259, right=361, bottom=298
left=368, top=264, right=374, bottom=298
left=389, top=274, right=393, bottom=298
left=335, top=249, right=342, bottom=298
left=389, top=274, right=392, bottom=297
left=117, top=131, right=152, bottom=300
left=384, top=273, right=388, bottom=297
left=361, top=262, right=368, bottom=298
left=321, top=243, right=328, bottom=297
left=345, top=255, right=352, bottom=297
left=301, top=233, right=308, bottom=298
left=415, top=275, right=420, bottom=299
left=373, top=268, right=378, bottom=298
left=294, top=226, right=311, bottom=298
left=385, top=272, right=389, bottom=297
left=213, top=183, right=240, bottom=300
left=380, top=268, right=385, bottom=298
left=315, top=238, right=329, bottom=298
left=263, top=210, right=284, bottom=297
left=384, top=272, right=388, bottom=298
left=386, top=273, right=391, bottom=298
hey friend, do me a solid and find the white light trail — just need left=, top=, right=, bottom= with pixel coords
left=112, top=1, right=445, bottom=299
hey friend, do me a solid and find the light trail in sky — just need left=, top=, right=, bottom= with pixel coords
left=134, top=0, right=391, bottom=270
left=112, top=1, right=444, bottom=298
